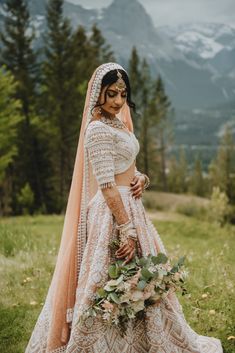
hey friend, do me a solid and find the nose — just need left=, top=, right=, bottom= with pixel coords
left=114, top=93, right=123, bottom=106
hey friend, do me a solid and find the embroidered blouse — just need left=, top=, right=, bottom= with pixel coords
left=84, top=120, right=140, bottom=189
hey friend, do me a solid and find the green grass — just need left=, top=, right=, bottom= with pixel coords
left=154, top=217, right=235, bottom=353
left=0, top=212, right=234, bottom=352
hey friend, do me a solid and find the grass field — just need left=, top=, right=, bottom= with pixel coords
left=0, top=193, right=235, bottom=352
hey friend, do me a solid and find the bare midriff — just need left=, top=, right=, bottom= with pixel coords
left=114, top=162, right=135, bottom=186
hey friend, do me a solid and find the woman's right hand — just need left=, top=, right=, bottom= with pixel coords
left=130, top=175, right=145, bottom=199
left=115, top=238, right=136, bottom=265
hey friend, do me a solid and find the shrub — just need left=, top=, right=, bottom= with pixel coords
left=16, top=183, right=34, bottom=215
left=208, top=186, right=230, bottom=226
left=142, top=193, right=167, bottom=211
left=176, top=202, right=207, bottom=219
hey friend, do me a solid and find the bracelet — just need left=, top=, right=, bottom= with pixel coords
left=135, top=169, right=150, bottom=190
left=116, top=220, right=138, bottom=245
left=142, top=173, right=150, bottom=190
left=116, top=220, right=135, bottom=235
left=119, top=229, right=138, bottom=246
left=116, top=219, right=132, bottom=231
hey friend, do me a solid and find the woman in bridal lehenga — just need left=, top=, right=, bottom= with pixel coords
left=25, top=62, right=223, bottom=353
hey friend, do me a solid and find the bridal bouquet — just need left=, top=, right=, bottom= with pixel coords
left=82, top=251, right=188, bottom=330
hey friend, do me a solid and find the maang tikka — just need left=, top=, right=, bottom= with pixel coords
left=116, top=70, right=126, bottom=92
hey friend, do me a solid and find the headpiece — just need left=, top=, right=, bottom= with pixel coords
left=116, top=69, right=127, bottom=92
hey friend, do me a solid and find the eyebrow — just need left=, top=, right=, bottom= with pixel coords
left=107, top=89, right=127, bottom=93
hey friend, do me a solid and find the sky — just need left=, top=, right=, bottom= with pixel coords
left=67, top=0, right=235, bottom=28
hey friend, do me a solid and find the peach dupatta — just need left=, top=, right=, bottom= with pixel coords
left=43, top=63, right=134, bottom=352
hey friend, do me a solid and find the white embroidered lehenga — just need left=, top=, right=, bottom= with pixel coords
left=65, top=186, right=222, bottom=352
left=25, top=63, right=223, bottom=353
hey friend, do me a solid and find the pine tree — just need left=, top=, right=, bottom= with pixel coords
left=0, top=0, right=38, bottom=119
left=70, top=25, right=96, bottom=131
left=168, top=148, right=188, bottom=193
left=0, top=0, right=45, bottom=214
left=149, top=75, right=172, bottom=191
left=0, top=67, right=23, bottom=215
left=177, top=147, right=188, bottom=193
left=128, top=46, right=142, bottom=134
left=42, top=0, right=104, bottom=211
left=41, top=0, right=76, bottom=211
left=188, top=156, right=205, bottom=196
left=129, top=54, right=173, bottom=190
left=167, top=156, right=178, bottom=192
left=209, top=127, right=235, bottom=203
left=138, top=59, right=155, bottom=177
left=89, top=24, right=114, bottom=69
left=128, top=47, right=141, bottom=104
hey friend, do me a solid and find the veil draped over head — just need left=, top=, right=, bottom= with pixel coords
left=44, top=63, right=134, bottom=352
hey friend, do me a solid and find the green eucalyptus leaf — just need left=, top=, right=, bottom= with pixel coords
left=153, top=271, right=159, bottom=279
left=125, top=262, right=136, bottom=270
left=139, top=257, right=148, bottom=267
left=104, top=275, right=124, bottom=291
left=137, top=280, right=147, bottom=290
left=141, top=268, right=154, bottom=280
left=178, top=256, right=186, bottom=266
left=152, top=253, right=168, bottom=265
left=109, top=292, right=120, bottom=304
left=108, top=264, right=119, bottom=279
left=97, top=288, right=106, bottom=298
left=170, top=265, right=179, bottom=273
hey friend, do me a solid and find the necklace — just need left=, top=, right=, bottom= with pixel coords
left=100, top=115, right=127, bottom=130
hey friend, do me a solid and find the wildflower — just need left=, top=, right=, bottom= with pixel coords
left=103, top=311, right=111, bottom=321
left=130, top=290, right=145, bottom=302
left=30, top=300, right=37, bottom=306
left=227, top=336, right=235, bottom=340
left=129, top=269, right=141, bottom=288
left=174, top=272, right=181, bottom=281
left=101, top=300, right=114, bottom=311
left=180, top=269, right=189, bottom=280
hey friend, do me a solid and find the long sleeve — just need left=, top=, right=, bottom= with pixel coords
left=134, top=165, right=142, bottom=177
left=85, top=121, right=116, bottom=189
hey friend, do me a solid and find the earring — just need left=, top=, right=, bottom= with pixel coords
left=95, top=107, right=102, bottom=115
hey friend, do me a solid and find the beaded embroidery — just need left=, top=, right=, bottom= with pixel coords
left=85, top=120, right=140, bottom=189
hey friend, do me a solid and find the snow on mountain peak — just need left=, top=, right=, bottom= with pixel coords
left=176, top=31, right=223, bottom=59
left=158, top=22, right=235, bottom=60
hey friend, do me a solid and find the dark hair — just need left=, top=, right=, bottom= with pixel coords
left=91, top=69, right=136, bottom=115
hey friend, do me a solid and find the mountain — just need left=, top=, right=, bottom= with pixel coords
left=172, top=101, right=235, bottom=166
left=1, top=0, right=234, bottom=110
left=0, top=0, right=234, bottom=164
left=157, top=23, right=235, bottom=108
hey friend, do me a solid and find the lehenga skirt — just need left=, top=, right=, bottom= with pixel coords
left=65, top=186, right=223, bottom=353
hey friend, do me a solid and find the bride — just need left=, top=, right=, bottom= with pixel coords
left=25, top=62, right=223, bottom=352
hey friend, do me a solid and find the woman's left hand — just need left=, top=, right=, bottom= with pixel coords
left=115, top=238, right=136, bottom=265
left=130, top=175, right=145, bottom=199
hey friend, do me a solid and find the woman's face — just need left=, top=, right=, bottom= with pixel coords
left=98, top=82, right=127, bottom=116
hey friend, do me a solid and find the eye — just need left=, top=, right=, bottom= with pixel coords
left=122, top=93, right=127, bottom=98
left=107, top=92, right=116, bottom=98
